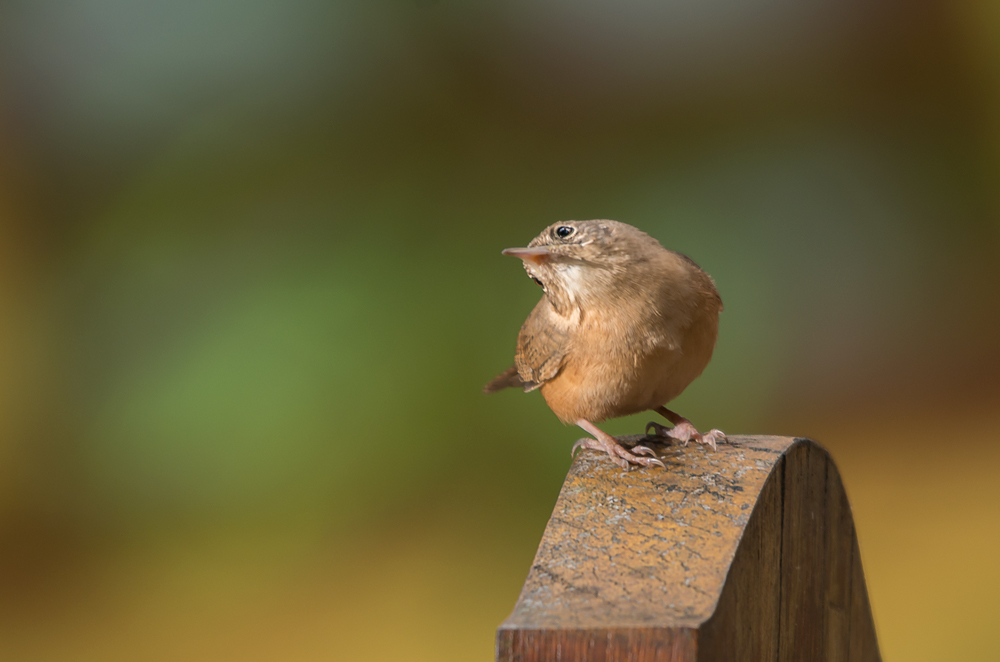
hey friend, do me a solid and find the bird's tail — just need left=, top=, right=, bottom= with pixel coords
left=483, top=365, right=524, bottom=394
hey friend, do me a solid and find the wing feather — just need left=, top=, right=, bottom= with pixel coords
left=515, top=298, right=568, bottom=389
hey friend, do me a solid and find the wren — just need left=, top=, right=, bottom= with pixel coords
left=485, top=220, right=725, bottom=469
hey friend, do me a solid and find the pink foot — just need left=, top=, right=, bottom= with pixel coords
left=572, top=419, right=665, bottom=470
left=645, top=421, right=726, bottom=450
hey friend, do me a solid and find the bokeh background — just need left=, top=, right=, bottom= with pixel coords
left=1, top=0, right=999, bottom=659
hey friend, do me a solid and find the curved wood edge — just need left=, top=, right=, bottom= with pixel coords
left=496, top=436, right=880, bottom=662
left=699, top=439, right=880, bottom=661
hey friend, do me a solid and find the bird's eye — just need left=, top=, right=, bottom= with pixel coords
left=555, top=226, right=574, bottom=239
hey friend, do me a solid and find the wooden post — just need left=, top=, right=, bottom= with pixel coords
left=496, top=436, right=880, bottom=662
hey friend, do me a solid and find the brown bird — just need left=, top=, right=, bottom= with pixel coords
left=484, top=220, right=725, bottom=469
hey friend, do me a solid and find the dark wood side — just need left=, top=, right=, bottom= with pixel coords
left=497, top=436, right=880, bottom=662
left=699, top=440, right=880, bottom=661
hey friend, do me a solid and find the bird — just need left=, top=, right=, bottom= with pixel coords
left=484, top=220, right=725, bottom=469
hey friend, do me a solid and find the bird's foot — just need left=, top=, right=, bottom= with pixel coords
left=572, top=418, right=665, bottom=469
left=571, top=436, right=665, bottom=470
left=645, top=420, right=726, bottom=451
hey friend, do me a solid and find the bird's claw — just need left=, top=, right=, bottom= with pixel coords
left=646, top=420, right=726, bottom=451
left=702, top=429, right=727, bottom=451
left=572, top=437, right=664, bottom=469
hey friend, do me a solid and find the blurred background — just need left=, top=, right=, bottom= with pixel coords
left=1, top=0, right=999, bottom=659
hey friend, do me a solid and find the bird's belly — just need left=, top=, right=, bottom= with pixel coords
left=540, top=346, right=699, bottom=424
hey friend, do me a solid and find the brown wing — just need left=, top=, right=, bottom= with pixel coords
left=514, top=298, right=569, bottom=392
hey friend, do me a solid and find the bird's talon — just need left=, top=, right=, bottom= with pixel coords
left=571, top=422, right=669, bottom=470
left=701, top=429, right=726, bottom=451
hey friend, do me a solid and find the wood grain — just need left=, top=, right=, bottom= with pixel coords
left=496, top=435, right=880, bottom=661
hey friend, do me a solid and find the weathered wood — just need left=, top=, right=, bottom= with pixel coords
left=497, top=435, right=880, bottom=662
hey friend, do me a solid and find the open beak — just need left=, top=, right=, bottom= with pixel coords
left=501, top=246, right=551, bottom=266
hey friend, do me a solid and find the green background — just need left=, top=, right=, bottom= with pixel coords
left=1, top=1, right=999, bottom=659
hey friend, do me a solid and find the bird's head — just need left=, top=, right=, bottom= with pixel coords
left=502, top=220, right=660, bottom=311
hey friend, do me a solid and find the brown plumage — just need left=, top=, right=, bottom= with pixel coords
left=485, top=220, right=725, bottom=469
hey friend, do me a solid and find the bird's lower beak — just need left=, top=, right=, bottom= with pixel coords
left=501, top=247, right=551, bottom=265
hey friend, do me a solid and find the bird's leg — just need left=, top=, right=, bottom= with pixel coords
left=571, top=419, right=665, bottom=470
left=646, top=406, right=726, bottom=451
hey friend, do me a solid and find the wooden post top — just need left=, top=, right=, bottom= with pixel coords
left=498, top=435, right=880, bottom=661
left=501, top=435, right=794, bottom=631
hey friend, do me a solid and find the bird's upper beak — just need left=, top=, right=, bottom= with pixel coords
left=501, top=246, right=551, bottom=265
